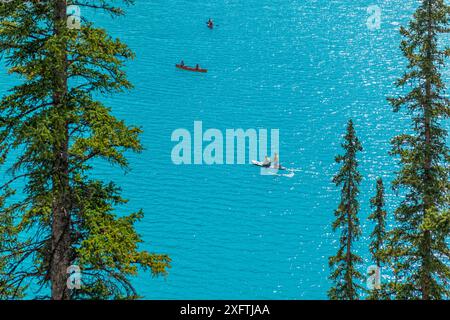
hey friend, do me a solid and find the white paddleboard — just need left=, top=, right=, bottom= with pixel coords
left=251, top=160, right=287, bottom=171
left=252, top=160, right=269, bottom=167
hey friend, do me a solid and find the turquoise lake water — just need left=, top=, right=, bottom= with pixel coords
left=0, top=1, right=449, bottom=299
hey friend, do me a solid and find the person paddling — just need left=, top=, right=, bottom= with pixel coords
left=273, top=153, right=280, bottom=169
left=207, top=18, right=214, bottom=29
left=261, top=155, right=271, bottom=167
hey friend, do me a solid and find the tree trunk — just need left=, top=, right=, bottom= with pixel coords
left=50, top=0, right=71, bottom=300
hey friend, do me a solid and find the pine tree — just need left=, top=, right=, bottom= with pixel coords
left=328, top=120, right=364, bottom=300
left=0, top=1, right=170, bottom=299
left=387, top=0, right=450, bottom=299
left=367, top=178, right=388, bottom=300
left=0, top=190, right=23, bottom=299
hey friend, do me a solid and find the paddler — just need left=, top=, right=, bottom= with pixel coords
left=272, top=153, right=280, bottom=169
left=207, top=18, right=214, bottom=29
left=261, top=156, right=271, bottom=167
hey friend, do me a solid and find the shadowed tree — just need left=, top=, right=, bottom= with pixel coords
left=328, top=120, right=364, bottom=300
left=0, top=0, right=170, bottom=299
left=387, top=0, right=450, bottom=300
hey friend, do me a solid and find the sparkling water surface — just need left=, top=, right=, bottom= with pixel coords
left=1, top=0, right=447, bottom=299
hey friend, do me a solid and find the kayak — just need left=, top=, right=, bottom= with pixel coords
left=176, top=64, right=208, bottom=73
left=252, top=160, right=287, bottom=171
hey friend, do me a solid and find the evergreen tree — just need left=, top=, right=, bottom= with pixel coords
left=367, top=178, right=388, bottom=300
left=0, top=190, right=24, bottom=299
left=0, top=0, right=170, bottom=299
left=328, top=120, right=364, bottom=300
left=387, top=0, right=450, bottom=299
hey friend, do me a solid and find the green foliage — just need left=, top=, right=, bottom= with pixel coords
left=328, top=120, right=364, bottom=300
left=367, top=178, right=390, bottom=300
left=387, top=0, right=450, bottom=299
left=368, top=179, right=387, bottom=266
left=0, top=189, right=25, bottom=299
left=71, top=179, right=170, bottom=299
left=0, top=0, right=170, bottom=299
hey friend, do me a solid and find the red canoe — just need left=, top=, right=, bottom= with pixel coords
left=176, top=64, right=208, bottom=73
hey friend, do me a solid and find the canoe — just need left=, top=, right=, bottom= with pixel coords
left=176, top=64, right=207, bottom=73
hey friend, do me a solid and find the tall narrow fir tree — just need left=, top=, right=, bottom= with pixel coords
left=328, top=120, right=364, bottom=300
left=367, top=178, right=388, bottom=300
left=388, top=0, right=450, bottom=299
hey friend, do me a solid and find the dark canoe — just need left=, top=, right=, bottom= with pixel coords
left=176, top=64, right=208, bottom=73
